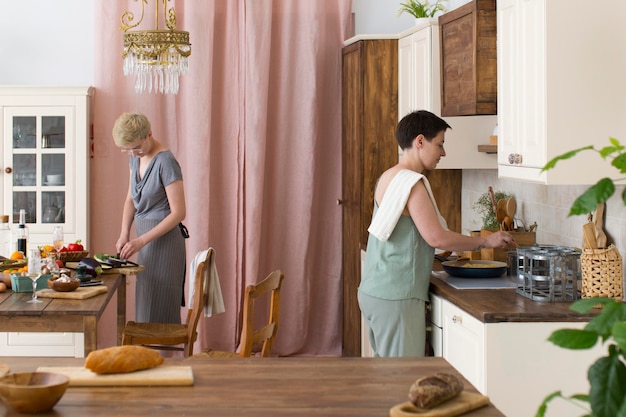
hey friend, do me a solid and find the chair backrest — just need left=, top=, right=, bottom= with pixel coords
left=239, top=270, right=284, bottom=357
left=184, top=248, right=213, bottom=353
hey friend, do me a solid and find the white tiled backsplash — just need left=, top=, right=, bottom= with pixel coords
left=462, top=169, right=626, bottom=286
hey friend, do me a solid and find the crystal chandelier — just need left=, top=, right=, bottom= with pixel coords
left=119, top=0, right=191, bottom=95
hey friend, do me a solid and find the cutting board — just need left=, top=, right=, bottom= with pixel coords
left=390, top=392, right=490, bottom=417
left=36, top=285, right=108, bottom=299
left=36, top=366, right=194, bottom=386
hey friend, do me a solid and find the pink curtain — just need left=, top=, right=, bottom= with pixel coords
left=93, top=0, right=352, bottom=356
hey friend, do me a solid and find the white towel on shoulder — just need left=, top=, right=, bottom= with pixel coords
left=188, top=248, right=225, bottom=317
left=367, top=169, right=448, bottom=242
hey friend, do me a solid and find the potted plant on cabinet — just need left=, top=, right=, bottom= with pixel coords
left=396, top=0, right=447, bottom=19
left=537, top=137, right=626, bottom=417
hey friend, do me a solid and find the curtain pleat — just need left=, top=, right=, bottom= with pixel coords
left=93, top=0, right=352, bottom=356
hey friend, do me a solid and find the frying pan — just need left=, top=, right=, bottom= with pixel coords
left=441, top=260, right=507, bottom=278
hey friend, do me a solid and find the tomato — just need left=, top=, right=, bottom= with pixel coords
left=67, top=240, right=84, bottom=252
left=56, top=260, right=64, bottom=269
left=59, top=246, right=68, bottom=253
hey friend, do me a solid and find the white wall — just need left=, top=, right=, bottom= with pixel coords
left=0, top=0, right=94, bottom=85
left=352, top=0, right=471, bottom=35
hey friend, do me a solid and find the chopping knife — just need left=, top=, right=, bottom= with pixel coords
left=112, top=253, right=139, bottom=267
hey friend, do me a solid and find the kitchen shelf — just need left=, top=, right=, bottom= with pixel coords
left=477, top=144, right=497, bottom=154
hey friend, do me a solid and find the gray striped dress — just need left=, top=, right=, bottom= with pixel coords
left=130, top=151, right=186, bottom=324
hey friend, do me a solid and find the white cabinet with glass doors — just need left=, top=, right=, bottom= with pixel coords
left=0, top=86, right=93, bottom=253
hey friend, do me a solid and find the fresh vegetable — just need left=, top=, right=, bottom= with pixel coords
left=67, top=240, right=84, bottom=252
left=94, top=253, right=124, bottom=268
left=78, top=257, right=103, bottom=277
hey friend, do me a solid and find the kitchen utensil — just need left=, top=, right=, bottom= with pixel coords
left=0, top=372, right=69, bottom=414
left=506, top=197, right=517, bottom=219
left=37, top=285, right=107, bottom=299
left=390, top=391, right=490, bottom=417
left=487, top=186, right=497, bottom=214
left=496, top=199, right=507, bottom=227
left=0, top=362, right=8, bottom=378
left=36, top=366, right=194, bottom=387
left=582, top=221, right=598, bottom=249
left=441, top=260, right=507, bottom=278
left=593, top=203, right=607, bottom=248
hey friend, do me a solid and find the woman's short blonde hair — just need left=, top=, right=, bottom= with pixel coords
left=112, top=112, right=151, bottom=147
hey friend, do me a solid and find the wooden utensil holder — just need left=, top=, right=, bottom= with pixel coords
left=479, top=229, right=536, bottom=262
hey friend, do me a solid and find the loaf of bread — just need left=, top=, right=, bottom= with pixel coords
left=85, top=345, right=164, bottom=374
left=408, top=372, right=464, bottom=409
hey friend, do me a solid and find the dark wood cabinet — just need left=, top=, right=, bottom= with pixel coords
left=341, top=38, right=398, bottom=357
left=439, top=0, right=497, bottom=116
left=341, top=38, right=463, bottom=358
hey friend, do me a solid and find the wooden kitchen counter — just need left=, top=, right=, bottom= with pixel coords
left=2, top=356, right=505, bottom=416
left=0, top=274, right=126, bottom=356
left=430, top=275, right=598, bottom=323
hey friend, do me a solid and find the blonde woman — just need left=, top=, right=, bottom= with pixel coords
left=112, top=112, right=187, bottom=324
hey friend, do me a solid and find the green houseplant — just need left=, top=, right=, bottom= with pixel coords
left=542, top=137, right=626, bottom=216
left=536, top=297, right=626, bottom=417
left=396, top=0, right=447, bottom=19
left=472, top=190, right=512, bottom=230
left=537, top=137, right=626, bottom=417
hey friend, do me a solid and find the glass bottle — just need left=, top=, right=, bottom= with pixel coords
left=16, top=209, right=28, bottom=255
left=0, top=215, right=11, bottom=258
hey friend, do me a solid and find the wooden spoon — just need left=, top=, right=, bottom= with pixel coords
left=496, top=199, right=507, bottom=225
left=506, top=197, right=517, bottom=219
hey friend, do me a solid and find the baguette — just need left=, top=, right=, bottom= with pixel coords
left=85, top=345, right=164, bottom=374
left=408, top=372, right=464, bottom=409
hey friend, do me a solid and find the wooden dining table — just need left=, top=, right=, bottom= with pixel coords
left=1, top=356, right=505, bottom=416
left=0, top=272, right=130, bottom=357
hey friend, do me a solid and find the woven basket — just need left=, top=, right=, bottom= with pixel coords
left=581, top=245, right=623, bottom=300
left=59, top=251, right=89, bottom=262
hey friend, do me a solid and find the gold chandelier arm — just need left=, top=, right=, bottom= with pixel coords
left=120, top=0, right=148, bottom=32
left=166, top=5, right=177, bottom=31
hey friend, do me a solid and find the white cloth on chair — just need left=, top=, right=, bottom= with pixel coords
left=367, top=169, right=448, bottom=242
left=188, top=248, right=225, bottom=317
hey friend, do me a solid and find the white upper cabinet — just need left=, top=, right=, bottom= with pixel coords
left=497, top=0, right=626, bottom=184
left=0, top=86, right=93, bottom=249
left=398, top=20, right=497, bottom=169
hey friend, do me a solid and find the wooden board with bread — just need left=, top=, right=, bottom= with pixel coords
left=38, top=345, right=194, bottom=386
left=390, top=373, right=490, bottom=417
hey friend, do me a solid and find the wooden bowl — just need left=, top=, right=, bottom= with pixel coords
left=0, top=372, right=69, bottom=413
left=48, top=275, right=81, bottom=292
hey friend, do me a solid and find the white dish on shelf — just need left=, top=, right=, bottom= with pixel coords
left=44, top=181, right=64, bottom=186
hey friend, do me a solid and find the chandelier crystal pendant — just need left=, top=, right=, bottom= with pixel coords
left=119, top=0, right=191, bottom=95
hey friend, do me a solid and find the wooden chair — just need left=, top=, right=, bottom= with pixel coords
left=201, top=269, right=284, bottom=358
left=121, top=249, right=213, bottom=357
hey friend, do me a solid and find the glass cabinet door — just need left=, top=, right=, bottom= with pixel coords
left=4, top=107, right=75, bottom=232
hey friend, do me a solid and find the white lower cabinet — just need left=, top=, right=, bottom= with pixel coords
left=0, top=332, right=84, bottom=357
left=441, top=298, right=485, bottom=392
left=433, top=294, right=605, bottom=417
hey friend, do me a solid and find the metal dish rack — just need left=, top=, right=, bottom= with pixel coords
left=515, top=246, right=582, bottom=302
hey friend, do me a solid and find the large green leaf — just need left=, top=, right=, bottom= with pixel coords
left=613, top=322, right=626, bottom=350
left=548, top=329, right=598, bottom=349
left=585, top=301, right=626, bottom=342
left=613, top=152, right=626, bottom=174
left=570, top=297, right=615, bottom=314
left=541, top=146, right=594, bottom=172
left=569, top=178, right=615, bottom=216
left=588, top=346, right=626, bottom=417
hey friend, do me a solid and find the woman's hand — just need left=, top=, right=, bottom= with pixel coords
left=483, top=231, right=515, bottom=248
left=118, top=238, right=144, bottom=260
